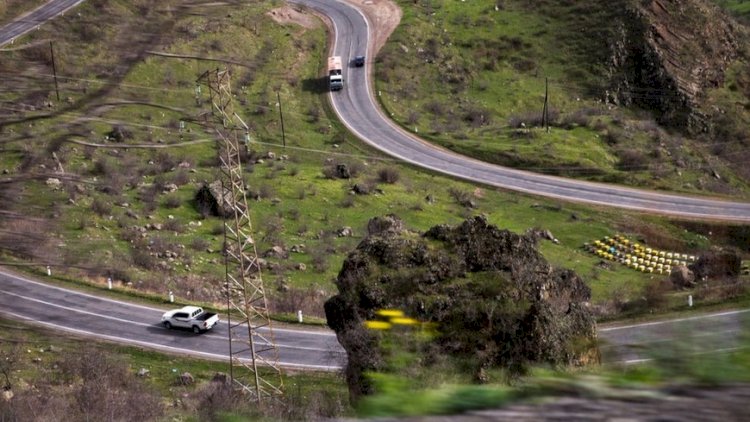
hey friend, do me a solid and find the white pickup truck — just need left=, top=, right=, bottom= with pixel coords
left=161, top=306, right=219, bottom=333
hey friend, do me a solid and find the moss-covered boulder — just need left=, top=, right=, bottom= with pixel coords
left=325, top=215, right=597, bottom=400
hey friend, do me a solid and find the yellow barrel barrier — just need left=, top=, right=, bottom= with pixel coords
left=583, top=235, right=699, bottom=274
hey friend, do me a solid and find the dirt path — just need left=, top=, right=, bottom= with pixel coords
left=342, top=0, right=401, bottom=56
left=270, top=0, right=401, bottom=56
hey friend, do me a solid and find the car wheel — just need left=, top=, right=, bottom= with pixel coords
left=192, top=325, right=201, bottom=334
left=164, top=321, right=172, bottom=330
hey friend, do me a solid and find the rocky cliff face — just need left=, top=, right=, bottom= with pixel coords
left=325, top=215, right=597, bottom=400
left=606, top=0, right=745, bottom=129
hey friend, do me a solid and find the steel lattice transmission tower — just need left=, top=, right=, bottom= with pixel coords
left=197, top=68, right=283, bottom=402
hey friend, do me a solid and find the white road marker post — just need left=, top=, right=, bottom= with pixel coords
left=46, top=266, right=51, bottom=276
left=297, top=310, right=303, bottom=323
left=107, top=277, right=113, bottom=290
left=169, top=291, right=174, bottom=303
left=688, top=295, right=693, bottom=307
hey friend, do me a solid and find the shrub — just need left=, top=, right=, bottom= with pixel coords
left=339, top=195, right=356, bottom=208
left=311, top=250, right=330, bottom=273
left=171, top=168, right=190, bottom=186
left=163, top=195, right=181, bottom=209
left=448, top=187, right=474, bottom=208
left=378, top=168, right=400, bottom=184
left=132, top=247, right=156, bottom=270
left=91, top=197, right=112, bottom=216
left=163, top=219, right=184, bottom=233
left=616, top=149, right=649, bottom=171
left=190, top=237, right=210, bottom=251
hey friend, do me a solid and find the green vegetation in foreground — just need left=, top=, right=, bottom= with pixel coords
left=374, top=0, right=750, bottom=197
left=357, top=320, right=750, bottom=418
left=0, top=0, right=746, bottom=326
left=0, top=317, right=350, bottom=420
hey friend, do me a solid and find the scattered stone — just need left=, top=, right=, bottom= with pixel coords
left=178, top=372, right=194, bottom=385
left=178, top=161, right=191, bottom=169
left=45, top=178, right=61, bottom=189
left=263, top=245, right=288, bottom=259
left=367, top=214, right=405, bottom=236
left=670, top=265, right=696, bottom=289
left=290, top=244, right=304, bottom=253
left=351, top=184, right=370, bottom=195
left=163, top=183, right=179, bottom=193
left=137, top=368, right=151, bottom=377
left=295, top=263, right=307, bottom=271
left=337, top=226, right=353, bottom=237
left=2, top=390, right=13, bottom=401
left=425, top=194, right=436, bottom=204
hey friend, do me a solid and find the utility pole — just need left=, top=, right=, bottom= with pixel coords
left=542, top=77, right=549, bottom=133
left=197, top=68, right=283, bottom=404
left=277, top=91, right=286, bottom=148
left=49, top=41, right=60, bottom=102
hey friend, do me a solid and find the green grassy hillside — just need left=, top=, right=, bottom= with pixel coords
left=0, top=0, right=746, bottom=322
left=375, top=0, right=750, bottom=197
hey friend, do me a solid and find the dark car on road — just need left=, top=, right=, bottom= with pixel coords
left=354, top=55, right=365, bottom=67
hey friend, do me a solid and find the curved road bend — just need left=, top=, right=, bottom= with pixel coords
left=2, top=266, right=748, bottom=369
left=4, top=0, right=750, bottom=221
left=0, top=269, right=346, bottom=370
left=292, top=0, right=750, bottom=222
left=0, top=0, right=747, bottom=370
left=0, top=0, right=85, bottom=47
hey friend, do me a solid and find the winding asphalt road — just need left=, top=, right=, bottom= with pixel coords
left=4, top=1, right=750, bottom=220
left=0, top=0, right=84, bottom=47
left=0, top=0, right=748, bottom=370
left=1, top=268, right=747, bottom=369
left=291, top=0, right=750, bottom=222
left=0, top=269, right=346, bottom=370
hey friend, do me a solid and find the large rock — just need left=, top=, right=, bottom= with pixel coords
left=325, top=215, right=597, bottom=401
left=670, top=265, right=696, bottom=289
left=195, top=181, right=239, bottom=217
left=606, top=0, right=745, bottom=130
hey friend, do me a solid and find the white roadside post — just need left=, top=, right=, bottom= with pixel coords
left=688, top=295, right=693, bottom=307
left=46, top=266, right=51, bottom=276
left=297, top=310, right=303, bottom=323
left=107, top=277, right=113, bottom=290
left=169, top=291, right=174, bottom=303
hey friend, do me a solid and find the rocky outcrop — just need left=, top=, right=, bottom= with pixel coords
left=325, top=216, right=597, bottom=401
left=606, top=0, right=745, bottom=129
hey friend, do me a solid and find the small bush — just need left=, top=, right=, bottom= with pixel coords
left=339, top=195, right=356, bottom=208
left=616, top=149, right=649, bottom=171
left=163, top=195, right=181, bottom=209
left=448, top=187, right=474, bottom=208
left=378, top=168, right=400, bottom=184
left=132, top=248, right=156, bottom=270
left=210, top=224, right=224, bottom=236
left=163, top=219, right=184, bottom=233
left=91, top=197, right=112, bottom=216
left=190, top=237, right=210, bottom=251
left=172, top=169, right=190, bottom=186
